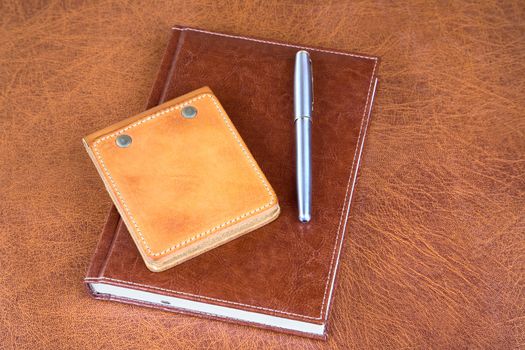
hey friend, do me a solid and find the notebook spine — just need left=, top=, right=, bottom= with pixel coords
left=84, top=206, right=122, bottom=287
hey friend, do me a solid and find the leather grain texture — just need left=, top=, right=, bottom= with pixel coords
left=84, top=26, right=379, bottom=338
left=1, top=1, right=524, bottom=349
left=83, top=86, right=279, bottom=271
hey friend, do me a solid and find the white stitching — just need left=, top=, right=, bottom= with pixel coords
left=92, top=94, right=276, bottom=257
left=176, top=27, right=377, bottom=61
left=317, top=60, right=378, bottom=318
left=86, top=276, right=319, bottom=320
left=91, top=27, right=378, bottom=321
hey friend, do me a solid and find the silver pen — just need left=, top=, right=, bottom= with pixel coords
left=294, top=50, right=313, bottom=222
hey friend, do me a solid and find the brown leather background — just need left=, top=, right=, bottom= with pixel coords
left=1, top=1, right=524, bottom=349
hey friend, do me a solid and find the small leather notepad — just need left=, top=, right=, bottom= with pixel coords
left=83, top=87, right=280, bottom=272
left=85, top=26, right=379, bottom=339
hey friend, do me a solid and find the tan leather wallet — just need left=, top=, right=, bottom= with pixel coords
left=83, top=87, right=280, bottom=272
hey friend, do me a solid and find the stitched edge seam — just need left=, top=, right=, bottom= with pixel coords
left=86, top=276, right=319, bottom=321
left=317, top=60, right=378, bottom=319
left=92, top=94, right=276, bottom=257
left=178, top=27, right=377, bottom=61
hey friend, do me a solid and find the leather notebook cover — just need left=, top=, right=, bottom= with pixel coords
left=83, top=87, right=280, bottom=272
left=85, top=26, right=379, bottom=339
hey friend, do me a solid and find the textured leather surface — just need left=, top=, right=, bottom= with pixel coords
left=83, top=86, right=279, bottom=271
left=1, top=1, right=524, bottom=349
left=84, top=26, right=378, bottom=337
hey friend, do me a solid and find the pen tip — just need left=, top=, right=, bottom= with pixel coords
left=299, top=213, right=311, bottom=223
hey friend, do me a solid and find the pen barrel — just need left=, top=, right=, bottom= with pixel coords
left=295, top=118, right=312, bottom=222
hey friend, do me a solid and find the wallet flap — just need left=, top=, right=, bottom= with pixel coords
left=84, top=88, right=279, bottom=271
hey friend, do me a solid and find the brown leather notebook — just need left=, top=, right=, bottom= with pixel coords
left=85, top=26, right=379, bottom=339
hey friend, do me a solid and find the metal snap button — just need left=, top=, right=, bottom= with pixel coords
left=115, top=134, right=132, bottom=148
left=181, top=106, right=197, bottom=119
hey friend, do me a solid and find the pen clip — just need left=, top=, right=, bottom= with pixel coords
left=309, top=56, right=314, bottom=114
